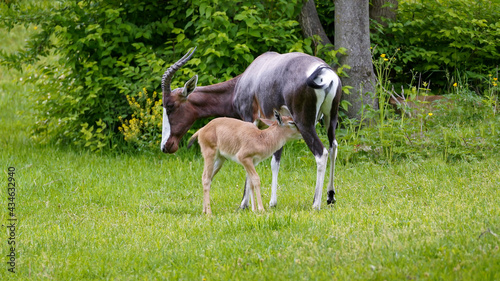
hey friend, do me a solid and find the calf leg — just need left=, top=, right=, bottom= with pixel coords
left=240, top=158, right=264, bottom=212
left=211, top=156, right=225, bottom=178
left=239, top=177, right=252, bottom=210
left=238, top=110, right=256, bottom=210
left=201, top=151, right=216, bottom=215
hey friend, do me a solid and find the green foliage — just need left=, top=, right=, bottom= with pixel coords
left=118, top=88, right=163, bottom=151
left=2, top=0, right=499, bottom=153
left=315, top=0, right=500, bottom=92
left=3, top=0, right=346, bottom=151
left=371, top=0, right=500, bottom=90
left=337, top=49, right=500, bottom=164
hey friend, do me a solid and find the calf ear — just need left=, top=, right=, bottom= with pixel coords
left=273, top=109, right=283, bottom=125
left=257, top=118, right=273, bottom=128
left=182, top=75, right=198, bottom=97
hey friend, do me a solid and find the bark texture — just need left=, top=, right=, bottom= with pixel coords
left=335, top=0, right=377, bottom=119
left=299, top=0, right=332, bottom=46
left=370, top=0, right=398, bottom=27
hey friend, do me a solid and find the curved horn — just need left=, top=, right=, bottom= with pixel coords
left=161, top=47, right=197, bottom=105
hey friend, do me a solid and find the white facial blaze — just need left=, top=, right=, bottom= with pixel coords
left=161, top=108, right=171, bottom=151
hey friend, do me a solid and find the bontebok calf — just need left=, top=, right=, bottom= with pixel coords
left=188, top=110, right=302, bottom=215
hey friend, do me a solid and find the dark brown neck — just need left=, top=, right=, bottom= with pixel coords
left=188, top=75, right=242, bottom=119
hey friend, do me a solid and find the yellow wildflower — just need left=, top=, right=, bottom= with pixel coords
left=494, top=83, right=498, bottom=87
left=453, top=83, right=458, bottom=87
left=384, top=58, right=389, bottom=61
left=494, top=78, right=498, bottom=81
left=380, top=54, right=386, bottom=58
left=428, top=113, right=433, bottom=116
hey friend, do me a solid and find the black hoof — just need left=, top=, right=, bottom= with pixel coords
left=327, top=190, right=336, bottom=205
left=238, top=205, right=249, bottom=211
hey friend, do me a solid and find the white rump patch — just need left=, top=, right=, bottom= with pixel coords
left=315, top=71, right=340, bottom=122
left=161, top=108, right=171, bottom=151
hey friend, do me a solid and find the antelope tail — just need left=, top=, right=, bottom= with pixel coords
left=306, top=66, right=335, bottom=89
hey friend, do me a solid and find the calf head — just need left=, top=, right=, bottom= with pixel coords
left=260, top=110, right=302, bottom=140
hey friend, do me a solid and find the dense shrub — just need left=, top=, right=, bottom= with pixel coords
left=2, top=0, right=343, bottom=150
left=1, top=0, right=499, bottom=154
left=370, top=0, right=500, bottom=91
left=314, top=0, right=500, bottom=91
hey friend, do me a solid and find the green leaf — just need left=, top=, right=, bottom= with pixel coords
left=248, top=30, right=260, bottom=37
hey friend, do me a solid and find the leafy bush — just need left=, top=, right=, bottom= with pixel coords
left=3, top=0, right=347, bottom=151
left=118, top=88, right=163, bottom=150
left=2, top=0, right=498, bottom=156
left=371, top=0, right=500, bottom=91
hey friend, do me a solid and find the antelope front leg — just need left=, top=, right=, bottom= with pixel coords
left=269, top=148, right=283, bottom=208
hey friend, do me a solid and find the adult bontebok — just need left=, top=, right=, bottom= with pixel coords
left=188, top=110, right=302, bottom=215
left=161, top=47, right=342, bottom=210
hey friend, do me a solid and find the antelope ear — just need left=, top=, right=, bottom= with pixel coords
left=273, top=109, right=283, bottom=126
left=182, top=75, right=198, bottom=97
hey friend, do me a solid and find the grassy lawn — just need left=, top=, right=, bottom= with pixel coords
left=1, top=68, right=500, bottom=280
left=1, top=27, right=499, bottom=280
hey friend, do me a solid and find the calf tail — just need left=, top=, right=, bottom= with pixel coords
left=187, top=131, right=199, bottom=149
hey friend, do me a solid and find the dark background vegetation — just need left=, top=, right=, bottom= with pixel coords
left=0, top=0, right=498, bottom=161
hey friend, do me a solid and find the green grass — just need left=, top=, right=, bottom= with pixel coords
left=1, top=26, right=500, bottom=280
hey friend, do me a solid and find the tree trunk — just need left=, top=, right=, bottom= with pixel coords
left=299, top=0, right=332, bottom=46
left=335, top=0, right=377, bottom=119
left=370, top=0, right=398, bottom=27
